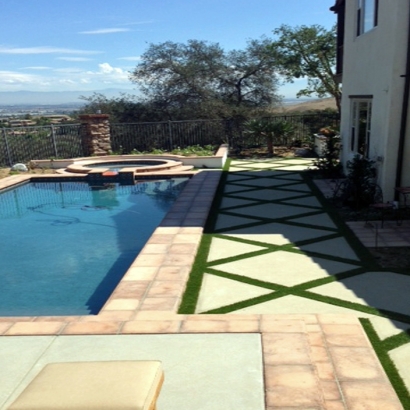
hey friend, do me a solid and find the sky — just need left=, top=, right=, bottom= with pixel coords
left=0, top=0, right=337, bottom=101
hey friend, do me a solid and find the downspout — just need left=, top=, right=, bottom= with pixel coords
left=395, top=2, right=410, bottom=198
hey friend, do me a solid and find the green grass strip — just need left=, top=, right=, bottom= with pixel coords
left=360, top=318, right=410, bottom=409
left=178, top=234, right=212, bottom=314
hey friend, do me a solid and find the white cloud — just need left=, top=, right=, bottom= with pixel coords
left=20, top=66, right=52, bottom=70
left=0, top=46, right=102, bottom=55
left=0, top=62, right=132, bottom=92
left=79, top=28, right=130, bottom=35
left=57, top=57, right=93, bottom=62
left=98, top=63, right=123, bottom=75
left=0, top=71, right=38, bottom=84
left=118, top=56, right=142, bottom=61
left=54, top=67, right=84, bottom=73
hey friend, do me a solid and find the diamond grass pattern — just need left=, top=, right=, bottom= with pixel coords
left=181, top=159, right=410, bottom=393
left=180, top=158, right=410, bottom=404
left=211, top=250, right=358, bottom=286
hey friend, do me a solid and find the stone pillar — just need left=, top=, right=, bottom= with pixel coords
left=79, top=114, right=111, bottom=156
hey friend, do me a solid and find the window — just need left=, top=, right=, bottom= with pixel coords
left=350, top=98, right=372, bottom=157
left=357, top=0, right=378, bottom=35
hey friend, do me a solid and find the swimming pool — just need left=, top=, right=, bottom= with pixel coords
left=0, top=178, right=188, bottom=316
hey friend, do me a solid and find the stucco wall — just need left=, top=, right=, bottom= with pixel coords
left=339, top=0, right=410, bottom=200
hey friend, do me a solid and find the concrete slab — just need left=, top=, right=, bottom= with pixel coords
left=234, top=189, right=302, bottom=201
left=279, top=183, right=312, bottom=192
left=225, top=174, right=254, bottom=182
left=368, top=317, right=410, bottom=340
left=238, top=163, right=278, bottom=169
left=298, top=237, right=360, bottom=261
left=309, top=272, right=410, bottom=316
left=233, top=295, right=378, bottom=316
left=207, top=237, right=266, bottom=262
left=223, top=184, right=253, bottom=194
left=272, top=165, right=312, bottom=171
left=290, top=213, right=338, bottom=229
left=225, top=222, right=333, bottom=245
left=214, top=214, right=257, bottom=231
left=211, top=250, right=358, bottom=286
left=0, top=337, right=54, bottom=408
left=230, top=203, right=316, bottom=219
left=390, top=343, right=410, bottom=392
left=233, top=178, right=296, bottom=188
left=195, top=273, right=273, bottom=313
left=219, top=197, right=257, bottom=209
left=0, top=334, right=265, bottom=410
left=281, top=195, right=323, bottom=208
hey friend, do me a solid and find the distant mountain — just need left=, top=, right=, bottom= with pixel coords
left=0, top=89, right=138, bottom=106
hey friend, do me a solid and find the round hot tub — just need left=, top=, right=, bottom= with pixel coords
left=66, top=158, right=183, bottom=174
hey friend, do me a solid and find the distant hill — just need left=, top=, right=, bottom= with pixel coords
left=274, top=97, right=337, bottom=113
left=0, top=88, right=137, bottom=106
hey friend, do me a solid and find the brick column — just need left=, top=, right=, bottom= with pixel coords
left=79, top=114, right=111, bottom=156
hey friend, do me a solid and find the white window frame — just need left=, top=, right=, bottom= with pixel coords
left=357, top=0, right=378, bottom=35
left=350, top=98, right=372, bottom=157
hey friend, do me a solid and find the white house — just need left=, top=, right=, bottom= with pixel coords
left=331, top=0, right=410, bottom=201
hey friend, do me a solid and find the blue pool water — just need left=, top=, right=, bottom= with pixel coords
left=0, top=178, right=188, bottom=316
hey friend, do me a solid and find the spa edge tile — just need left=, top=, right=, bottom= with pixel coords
left=139, top=243, right=170, bottom=254
left=110, top=281, right=151, bottom=299
left=102, top=298, right=141, bottom=311
left=261, top=318, right=306, bottom=333
left=340, top=381, right=403, bottom=409
left=0, top=316, right=35, bottom=322
left=168, top=243, right=198, bottom=254
left=320, top=381, right=343, bottom=401
left=133, top=311, right=186, bottom=321
left=155, top=266, right=191, bottom=281
left=5, top=321, right=66, bottom=336
left=121, top=266, right=159, bottom=281
left=262, top=333, right=312, bottom=365
left=121, top=320, right=182, bottom=334
left=0, top=322, right=13, bottom=334
left=146, top=281, right=184, bottom=298
left=180, top=319, right=232, bottom=333
left=329, top=346, right=388, bottom=381
left=79, top=311, right=135, bottom=322
left=62, top=321, right=121, bottom=335
left=264, top=364, right=324, bottom=408
left=316, top=361, right=338, bottom=381
left=138, top=297, right=180, bottom=311
left=324, top=401, right=347, bottom=410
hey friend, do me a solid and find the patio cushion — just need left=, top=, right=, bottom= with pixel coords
left=8, top=360, right=164, bottom=410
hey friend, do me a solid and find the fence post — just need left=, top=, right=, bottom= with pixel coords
left=168, top=120, right=173, bottom=150
left=79, top=114, right=111, bottom=156
left=51, top=125, right=59, bottom=158
left=3, top=128, right=12, bottom=166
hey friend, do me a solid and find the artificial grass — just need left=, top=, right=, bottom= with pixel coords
left=361, top=318, right=410, bottom=410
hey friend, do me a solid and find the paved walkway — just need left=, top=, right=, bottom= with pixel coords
left=0, top=158, right=409, bottom=409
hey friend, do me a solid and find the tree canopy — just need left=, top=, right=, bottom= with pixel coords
left=270, top=24, right=341, bottom=114
left=129, top=39, right=281, bottom=120
left=78, top=24, right=341, bottom=122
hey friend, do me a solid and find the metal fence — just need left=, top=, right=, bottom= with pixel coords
left=0, top=113, right=339, bottom=167
left=1, top=124, right=82, bottom=166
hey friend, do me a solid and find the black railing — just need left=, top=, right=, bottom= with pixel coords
left=0, top=113, right=339, bottom=166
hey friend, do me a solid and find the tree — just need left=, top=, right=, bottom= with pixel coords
left=78, top=93, right=166, bottom=123
left=244, top=118, right=295, bottom=156
left=130, top=39, right=281, bottom=120
left=270, top=25, right=341, bottom=115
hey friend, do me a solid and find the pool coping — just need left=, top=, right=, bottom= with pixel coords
left=0, top=168, right=403, bottom=410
